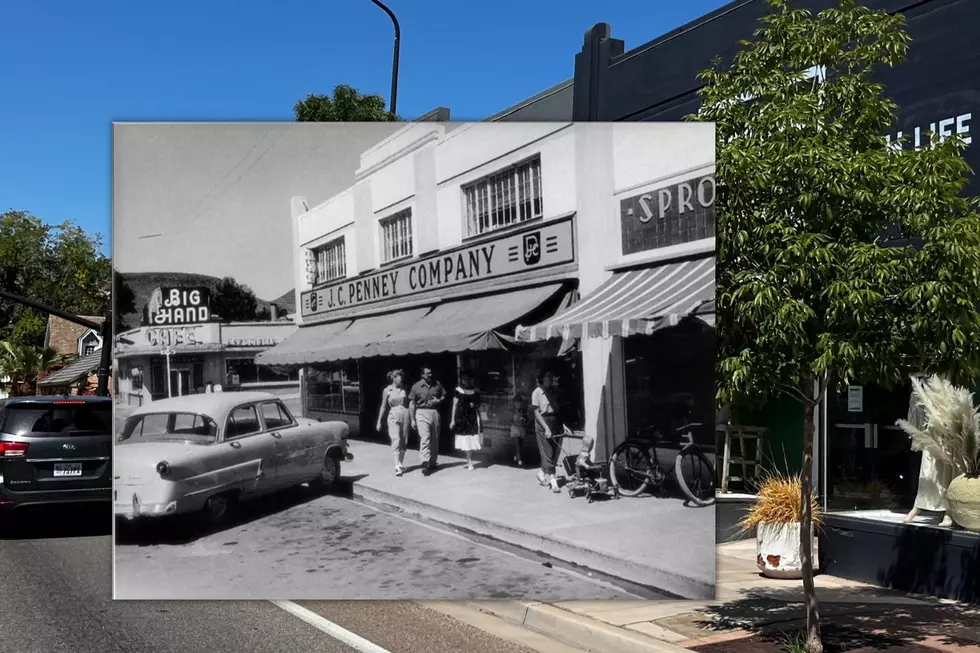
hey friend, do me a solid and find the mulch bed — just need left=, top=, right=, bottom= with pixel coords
left=690, top=623, right=958, bottom=652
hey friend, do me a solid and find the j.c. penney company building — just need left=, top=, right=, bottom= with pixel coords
left=255, top=0, right=976, bottom=602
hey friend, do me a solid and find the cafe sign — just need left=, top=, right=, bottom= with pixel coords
left=143, top=287, right=212, bottom=326
left=301, top=217, right=575, bottom=318
left=620, top=173, right=716, bottom=255
left=144, top=324, right=215, bottom=348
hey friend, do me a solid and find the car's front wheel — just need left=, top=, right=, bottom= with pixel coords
left=310, top=452, right=341, bottom=492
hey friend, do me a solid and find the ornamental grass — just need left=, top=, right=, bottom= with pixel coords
left=738, top=471, right=823, bottom=534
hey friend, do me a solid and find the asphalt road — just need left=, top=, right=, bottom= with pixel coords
left=0, top=505, right=550, bottom=653
left=114, top=483, right=644, bottom=601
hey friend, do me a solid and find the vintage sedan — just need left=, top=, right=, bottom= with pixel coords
left=113, top=391, right=352, bottom=525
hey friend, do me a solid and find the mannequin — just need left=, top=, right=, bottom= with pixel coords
left=903, top=374, right=954, bottom=526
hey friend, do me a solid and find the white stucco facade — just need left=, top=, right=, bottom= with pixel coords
left=284, top=122, right=715, bottom=455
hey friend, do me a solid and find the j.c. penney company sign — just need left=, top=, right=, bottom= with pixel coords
left=301, top=217, right=575, bottom=318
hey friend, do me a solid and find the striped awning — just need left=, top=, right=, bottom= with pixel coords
left=514, top=256, right=715, bottom=341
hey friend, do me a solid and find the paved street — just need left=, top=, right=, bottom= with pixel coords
left=0, top=505, right=563, bottom=653
left=114, top=483, right=647, bottom=601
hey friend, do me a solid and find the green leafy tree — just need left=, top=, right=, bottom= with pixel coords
left=294, top=84, right=398, bottom=122
left=0, top=211, right=110, bottom=346
left=691, top=1, right=980, bottom=650
left=211, top=277, right=260, bottom=323
left=0, top=341, right=67, bottom=396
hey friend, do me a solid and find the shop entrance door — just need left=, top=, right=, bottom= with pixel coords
left=824, top=381, right=918, bottom=514
left=169, top=368, right=192, bottom=398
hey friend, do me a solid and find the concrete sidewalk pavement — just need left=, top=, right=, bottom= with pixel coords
left=343, top=438, right=716, bottom=600
left=343, top=439, right=978, bottom=652
left=452, top=540, right=980, bottom=653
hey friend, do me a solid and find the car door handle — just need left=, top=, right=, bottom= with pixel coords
left=229, top=441, right=242, bottom=449
left=270, top=432, right=282, bottom=440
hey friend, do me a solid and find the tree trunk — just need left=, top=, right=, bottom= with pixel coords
left=801, top=390, right=823, bottom=653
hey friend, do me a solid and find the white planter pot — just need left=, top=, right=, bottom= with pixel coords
left=756, top=521, right=810, bottom=579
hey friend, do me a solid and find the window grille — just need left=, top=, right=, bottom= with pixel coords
left=463, top=156, right=542, bottom=237
left=380, top=210, right=413, bottom=263
left=313, top=238, right=346, bottom=284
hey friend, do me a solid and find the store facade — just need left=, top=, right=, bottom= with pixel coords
left=567, top=0, right=979, bottom=599
left=114, top=319, right=299, bottom=412
left=257, top=121, right=714, bottom=461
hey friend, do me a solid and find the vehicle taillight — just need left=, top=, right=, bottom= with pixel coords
left=52, top=400, right=86, bottom=405
left=0, top=441, right=29, bottom=458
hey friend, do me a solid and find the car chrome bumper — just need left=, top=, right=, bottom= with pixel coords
left=113, top=493, right=179, bottom=520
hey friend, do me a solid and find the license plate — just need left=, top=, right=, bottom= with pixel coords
left=53, top=463, right=83, bottom=477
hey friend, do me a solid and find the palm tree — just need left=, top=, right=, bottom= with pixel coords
left=0, top=341, right=68, bottom=396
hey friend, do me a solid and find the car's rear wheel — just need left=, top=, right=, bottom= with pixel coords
left=310, top=452, right=341, bottom=492
left=199, top=492, right=237, bottom=527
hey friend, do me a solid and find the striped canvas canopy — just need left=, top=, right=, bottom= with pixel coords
left=514, top=256, right=715, bottom=341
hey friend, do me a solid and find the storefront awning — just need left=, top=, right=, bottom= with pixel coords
left=377, top=283, right=569, bottom=357
left=253, top=319, right=354, bottom=367
left=515, top=257, right=715, bottom=341
left=256, top=283, right=572, bottom=366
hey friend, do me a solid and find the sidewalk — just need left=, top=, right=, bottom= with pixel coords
left=344, top=438, right=716, bottom=599
left=453, top=540, right=980, bottom=653
left=342, top=440, right=979, bottom=653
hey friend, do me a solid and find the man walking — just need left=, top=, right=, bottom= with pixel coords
left=410, top=366, right=445, bottom=476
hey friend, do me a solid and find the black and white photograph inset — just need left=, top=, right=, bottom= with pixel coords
left=111, top=120, right=717, bottom=601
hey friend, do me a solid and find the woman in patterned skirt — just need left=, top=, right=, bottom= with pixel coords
left=451, top=371, right=483, bottom=470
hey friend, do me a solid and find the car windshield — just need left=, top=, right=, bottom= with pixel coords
left=117, top=412, right=218, bottom=445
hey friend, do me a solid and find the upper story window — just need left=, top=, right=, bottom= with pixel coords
left=313, top=237, right=347, bottom=284
left=79, top=331, right=100, bottom=357
left=463, top=155, right=542, bottom=238
left=380, top=209, right=413, bottom=264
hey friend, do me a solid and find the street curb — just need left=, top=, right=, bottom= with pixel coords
left=464, top=601, right=693, bottom=653
left=352, top=481, right=714, bottom=600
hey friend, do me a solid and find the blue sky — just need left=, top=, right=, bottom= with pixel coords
left=0, top=0, right=728, bottom=256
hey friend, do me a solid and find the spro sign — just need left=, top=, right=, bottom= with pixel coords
left=620, top=174, right=716, bottom=255
left=301, top=217, right=575, bottom=318
left=143, top=287, right=211, bottom=326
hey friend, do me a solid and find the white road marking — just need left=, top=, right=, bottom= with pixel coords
left=271, top=600, right=392, bottom=653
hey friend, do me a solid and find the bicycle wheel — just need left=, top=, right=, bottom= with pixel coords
left=675, top=445, right=716, bottom=506
left=608, top=442, right=653, bottom=497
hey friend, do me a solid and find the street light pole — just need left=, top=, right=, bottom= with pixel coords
left=369, top=0, right=401, bottom=116
left=0, top=289, right=112, bottom=397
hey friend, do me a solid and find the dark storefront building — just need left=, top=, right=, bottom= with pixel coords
left=563, top=0, right=978, bottom=600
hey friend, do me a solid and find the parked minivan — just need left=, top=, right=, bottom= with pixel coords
left=0, top=396, right=112, bottom=512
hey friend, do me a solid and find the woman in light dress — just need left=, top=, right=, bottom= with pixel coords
left=451, top=371, right=483, bottom=470
left=376, top=369, right=410, bottom=476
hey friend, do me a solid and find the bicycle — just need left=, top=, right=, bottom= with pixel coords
left=608, top=422, right=716, bottom=506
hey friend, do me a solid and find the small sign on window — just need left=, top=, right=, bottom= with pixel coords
left=847, top=385, right=863, bottom=412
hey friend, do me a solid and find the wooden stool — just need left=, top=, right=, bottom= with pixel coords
left=717, top=425, right=767, bottom=493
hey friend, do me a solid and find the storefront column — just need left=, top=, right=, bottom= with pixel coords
left=574, top=122, right=623, bottom=458
left=580, top=335, right=627, bottom=460
left=353, top=180, right=375, bottom=274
